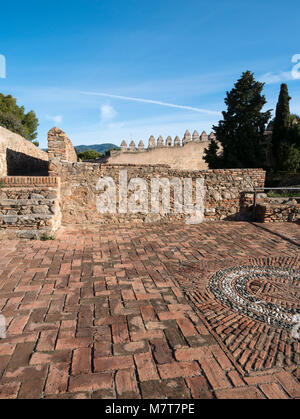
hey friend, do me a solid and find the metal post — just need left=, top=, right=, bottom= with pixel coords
left=252, top=190, right=257, bottom=221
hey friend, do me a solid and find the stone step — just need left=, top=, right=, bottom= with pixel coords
left=0, top=198, right=57, bottom=206
left=0, top=227, right=55, bottom=240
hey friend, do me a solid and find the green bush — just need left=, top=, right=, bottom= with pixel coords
left=267, top=190, right=300, bottom=198
left=278, top=143, right=300, bottom=173
left=105, top=148, right=119, bottom=157
left=77, top=150, right=103, bottom=160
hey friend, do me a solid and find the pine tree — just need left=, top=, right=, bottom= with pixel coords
left=203, top=138, right=221, bottom=168
left=272, top=83, right=291, bottom=161
left=205, top=71, right=271, bottom=168
left=0, top=93, right=39, bottom=144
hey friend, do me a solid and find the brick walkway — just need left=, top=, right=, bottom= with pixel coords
left=0, top=222, right=299, bottom=399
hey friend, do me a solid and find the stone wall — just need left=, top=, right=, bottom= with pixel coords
left=256, top=198, right=300, bottom=223
left=0, top=126, right=48, bottom=177
left=106, top=130, right=216, bottom=170
left=49, top=159, right=265, bottom=224
left=48, top=127, right=78, bottom=163
left=0, top=176, right=61, bottom=239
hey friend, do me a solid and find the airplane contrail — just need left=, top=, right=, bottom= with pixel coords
left=78, top=90, right=220, bottom=116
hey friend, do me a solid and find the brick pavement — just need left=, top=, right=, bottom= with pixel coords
left=0, top=221, right=299, bottom=399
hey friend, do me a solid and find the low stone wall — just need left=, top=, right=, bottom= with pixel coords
left=0, top=126, right=49, bottom=176
left=49, top=160, right=265, bottom=224
left=0, top=176, right=61, bottom=239
left=256, top=198, right=300, bottom=222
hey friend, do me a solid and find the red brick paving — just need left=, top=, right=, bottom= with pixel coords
left=167, top=256, right=299, bottom=374
left=0, top=222, right=299, bottom=399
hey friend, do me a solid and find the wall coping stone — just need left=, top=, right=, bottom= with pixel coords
left=1, top=176, right=60, bottom=187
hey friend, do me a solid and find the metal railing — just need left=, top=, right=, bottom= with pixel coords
left=252, top=187, right=300, bottom=220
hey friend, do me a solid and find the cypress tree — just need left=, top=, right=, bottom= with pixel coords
left=272, top=83, right=291, bottom=160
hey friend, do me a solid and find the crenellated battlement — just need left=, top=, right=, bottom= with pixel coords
left=119, top=130, right=216, bottom=152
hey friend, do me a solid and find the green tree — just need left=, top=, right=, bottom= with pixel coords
left=0, top=93, right=39, bottom=144
left=77, top=150, right=103, bottom=160
left=204, top=71, right=271, bottom=168
left=105, top=147, right=119, bottom=157
left=272, top=84, right=291, bottom=162
left=290, top=113, right=300, bottom=124
left=287, top=120, right=300, bottom=149
left=0, top=112, right=26, bottom=138
left=278, top=142, right=300, bottom=173
left=271, top=86, right=300, bottom=171
left=203, top=137, right=221, bottom=168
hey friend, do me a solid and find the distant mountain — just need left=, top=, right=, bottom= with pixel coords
left=75, top=143, right=120, bottom=154
left=42, top=143, right=120, bottom=154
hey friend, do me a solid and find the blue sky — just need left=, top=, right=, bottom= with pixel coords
left=0, top=0, right=300, bottom=148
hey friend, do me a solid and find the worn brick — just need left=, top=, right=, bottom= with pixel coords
left=158, top=361, right=201, bottom=379
left=134, top=352, right=159, bottom=382
left=36, top=329, right=58, bottom=352
left=259, top=383, right=290, bottom=399
left=111, top=323, right=130, bottom=344
left=150, top=338, right=173, bottom=364
left=200, top=358, right=232, bottom=390
left=215, top=386, right=265, bottom=399
left=140, top=378, right=190, bottom=399
left=0, top=382, right=20, bottom=399
left=71, top=348, right=91, bottom=376
left=275, top=371, right=300, bottom=398
left=115, top=368, right=140, bottom=399
left=186, top=376, right=214, bottom=399
left=45, top=363, right=69, bottom=394
left=177, top=318, right=198, bottom=337
left=69, top=373, right=113, bottom=392
left=94, top=355, right=133, bottom=372
left=175, top=346, right=211, bottom=361
left=7, top=342, right=35, bottom=371
left=30, top=350, right=71, bottom=365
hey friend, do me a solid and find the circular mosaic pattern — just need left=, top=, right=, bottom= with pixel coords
left=208, top=265, right=300, bottom=329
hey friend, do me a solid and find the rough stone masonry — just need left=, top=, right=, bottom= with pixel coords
left=0, top=125, right=299, bottom=239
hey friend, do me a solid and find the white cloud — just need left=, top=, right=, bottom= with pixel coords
left=100, top=104, right=117, bottom=121
left=259, top=71, right=294, bottom=85
left=82, top=91, right=221, bottom=116
left=46, top=114, right=63, bottom=124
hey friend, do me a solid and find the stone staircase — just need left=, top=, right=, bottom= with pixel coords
left=0, top=176, right=61, bottom=239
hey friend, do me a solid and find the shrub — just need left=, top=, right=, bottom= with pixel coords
left=77, top=150, right=103, bottom=160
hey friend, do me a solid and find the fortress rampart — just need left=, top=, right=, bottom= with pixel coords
left=105, top=130, right=216, bottom=170
left=1, top=124, right=298, bottom=239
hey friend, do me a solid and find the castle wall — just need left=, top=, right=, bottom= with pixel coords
left=106, top=141, right=210, bottom=170
left=0, top=126, right=49, bottom=177
left=2, top=125, right=296, bottom=239
left=106, top=130, right=216, bottom=170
